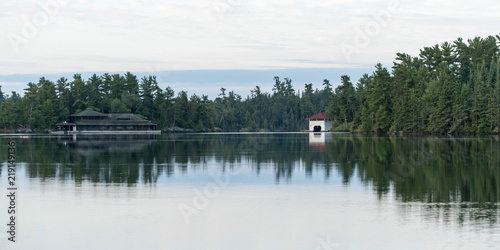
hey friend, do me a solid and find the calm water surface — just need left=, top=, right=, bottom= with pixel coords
left=0, top=133, right=499, bottom=249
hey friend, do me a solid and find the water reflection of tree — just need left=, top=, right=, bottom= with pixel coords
left=1, top=134, right=335, bottom=184
left=351, top=136, right=500, bottom=204
left=2, top=134, right=499, bottom=205
left=327, top=134, right=500, bottom=225
left=0, top=136, right=162, bottom=185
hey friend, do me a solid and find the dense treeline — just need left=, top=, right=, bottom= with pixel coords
left=328, top=35, right=500, bottom=133
left=2, top=34, right=500, bottom=133
left=0, top=74, right=332, bottom=131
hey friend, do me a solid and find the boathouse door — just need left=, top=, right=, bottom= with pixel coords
left=313, top=125, right=322, bottom=132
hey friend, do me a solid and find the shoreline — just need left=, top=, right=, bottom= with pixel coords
left=346, top=130, right=500, bottom=136
left=2, top=129, right=500, bottom=137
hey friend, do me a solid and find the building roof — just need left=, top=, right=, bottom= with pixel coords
left=70, top=108, right=108, bottom=117
left=306, top=112, right=333, bottom=120
left=58, top=108, right=156, bottom=126
left=107, top=114, right=154, bottom=124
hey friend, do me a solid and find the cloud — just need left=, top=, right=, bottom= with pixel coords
left=0, top=0, right=499, bottom=75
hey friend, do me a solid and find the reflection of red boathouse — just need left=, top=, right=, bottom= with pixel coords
left=308, top=132, right=331, bottom=152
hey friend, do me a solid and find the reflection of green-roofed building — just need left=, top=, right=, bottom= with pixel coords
left=54, top=108, right=160, bottom=134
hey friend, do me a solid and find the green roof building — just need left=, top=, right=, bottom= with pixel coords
left=55, top=108, right=160, bottom=134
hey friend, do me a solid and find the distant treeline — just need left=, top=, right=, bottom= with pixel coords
left=1, top=34, right=500, bottom=133
left=0, top=73, right=332, bottom=131
left=328, top=35, right=500, bottom=134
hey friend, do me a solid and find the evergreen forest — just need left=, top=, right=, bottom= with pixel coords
left=329, top=35, right=500, bottom=133
left=1, top=35, right=500, bottom=133
left=0, top=73, right=332, bottom=132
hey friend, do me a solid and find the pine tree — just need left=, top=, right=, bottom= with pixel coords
left=428, top=64, right=457, bottom=133
left=489, top=56, right=500, bottom=132
left=364, top=64, right=393, bottom=131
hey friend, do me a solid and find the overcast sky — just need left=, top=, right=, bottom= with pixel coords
left=1, top=0, right=499, bottom=97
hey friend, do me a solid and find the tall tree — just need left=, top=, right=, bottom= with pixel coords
left=328, top=75, right=357, bottom=127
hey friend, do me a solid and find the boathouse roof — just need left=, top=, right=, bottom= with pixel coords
left=306, top=112, right=334, bottom=120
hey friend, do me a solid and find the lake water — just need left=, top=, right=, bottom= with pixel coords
left=0, top=133, right=499, bottom=249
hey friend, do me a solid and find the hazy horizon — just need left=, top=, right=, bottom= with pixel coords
left=0, top=67, right=372, bottom=99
